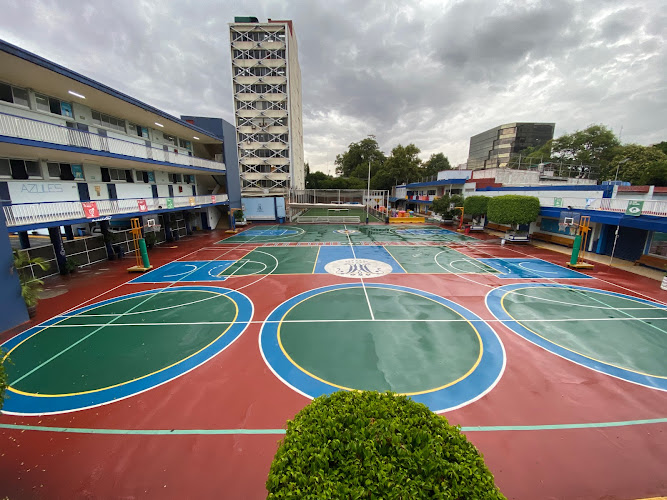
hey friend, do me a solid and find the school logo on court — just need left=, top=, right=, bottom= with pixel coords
left=324, top=258, right=392, bottom=278
left=333, top=229, right=360, bottom=235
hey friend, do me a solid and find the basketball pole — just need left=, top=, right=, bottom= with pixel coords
left=609, top=225, right=620, bottom=266
left=366, top=159, right=370, bottom=224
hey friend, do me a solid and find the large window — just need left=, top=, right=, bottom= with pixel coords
left=0, top=82, right=29, bottom=107
left=131, top=123, right=150, bottom=138
left=0, top=158, right=41, bottom=179
left=92, top=111, right=126, bottom=132
left=34, top=93, right=74, bottom=118
left=168, top=173, right=182, bottom=183
left=178, top=138, right=191, bottom=150
left=649, top=232, right=667, bottom=257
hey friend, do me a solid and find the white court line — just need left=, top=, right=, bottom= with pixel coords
left=517, top=261, right=560, bottom=275
left=11, top=225, right=279, bottom=385
left=164, top=263, right=199, bottom=278
left=344, top=224, right=375, bottom=321
left=46, top=316, right=667, bottom=328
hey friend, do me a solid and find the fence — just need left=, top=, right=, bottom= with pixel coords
left=14, top=244, right=59, bottom=282
left=63, top=235, right=108, bottom=267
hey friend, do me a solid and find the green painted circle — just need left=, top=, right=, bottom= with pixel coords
left=278, top=287, right=482, bottom=393
left=502, top=287, right=667, bottom=377
left=8, top=290, right=238, bottom=395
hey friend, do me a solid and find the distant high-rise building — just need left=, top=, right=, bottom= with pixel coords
left=467, top=122, right=555, bottom=170
left=229, top=17, right=304, bottom=197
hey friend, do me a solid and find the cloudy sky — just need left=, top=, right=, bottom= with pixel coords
left=1, top=0, right=665, bottom=175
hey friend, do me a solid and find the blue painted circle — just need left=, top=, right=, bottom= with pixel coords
left=1, top=286, right=253, bottom=415
left=260, top=283, right=505, bottom=412
left=486, top=284, right=667, bottom=391
left=394, top=228, right=457, bottom=236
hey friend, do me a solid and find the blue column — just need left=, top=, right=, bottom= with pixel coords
left=64, top=225, right=74, bottom=241
left=183, top=211, right=192, bottom=235
left=100, top=220, right=114, bottom=259
left=18, top=231, right=30, bottom=249
left=1, top=209, right=29, bottom=329
left=48, top=226, right=67, bottom=274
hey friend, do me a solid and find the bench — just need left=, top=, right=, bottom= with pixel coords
left=634, top=254, right=667, bottom=271
left=531, top=232, right=575, bottom=248
left=486, top=222, right=512, bottom=232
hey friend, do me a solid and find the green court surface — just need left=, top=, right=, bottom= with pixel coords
left=502, top=287, right=667, bottom=376
left=221, top=246, right=319, bottom=276
left=298, top=207, right=384, bottom=222
left=385, top=246, right=499, bottom=274
left=220, top=224, right=477, bottom=244
left=7, top=290, right=238, bottom=394
left=278, top=287, right=481, bottom=393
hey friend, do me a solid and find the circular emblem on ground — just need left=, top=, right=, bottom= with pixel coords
left=324, top=258, right=392, bottom=278
left=1, top=286, right=253, bottom=415
left=333, top=229, right=360, bottom=235
left=260, top=283, right=505, bottom=412
left=486, top=284, right=667, bottom=391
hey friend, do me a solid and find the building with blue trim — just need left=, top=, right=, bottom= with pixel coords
left=0, top=39, right=242, bottom=296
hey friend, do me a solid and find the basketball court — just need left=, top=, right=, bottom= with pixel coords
left=1, top=223, right=666, bottom=499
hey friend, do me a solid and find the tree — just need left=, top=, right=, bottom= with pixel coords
left=335, top=137, right=386, bottom=179
left=431, top=194, right=463, bottom=219
left=267, top=391, right=506, bottom=499
left=464, top=196, right=490, bottom=216
left=384, top=143, right=422, bottom=183
left=422, top=153, right=451, bottom=177
left=487, top=195, right=540, bottom=229
left=609, top=144, right=667, bottom=185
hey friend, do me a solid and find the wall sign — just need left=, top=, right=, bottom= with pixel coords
left=82, top=201, right=99, bottom=219
left=137, top=199, right=148, bottom=212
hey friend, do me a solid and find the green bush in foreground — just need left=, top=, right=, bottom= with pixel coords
left=267, top=391, right=505, bottom=499
left=463, top=196, right=490, bottom=217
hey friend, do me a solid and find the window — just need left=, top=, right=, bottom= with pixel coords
left=92, top=110, right=125, bottom=132
left=2, top=158, right=42, bottom=179
left=0, top=82, right=29, bottom=107
left=649, top=232, right=667, bottom=257
left=33, top=93, right=73, bottom=117
left=178, top=138, right=191, bottom=150
left=163, top=134, right=177, bottom=146
left=168, top=173, right=182, bottom=183
left=136, top=170, right=153, bottom=183
left=131, top=123, right=150, bottom=138
left=101, top=167, right=130, bottom=182
left=0, top=158, right=11, bottom=177
left=47, top=162, right=61, bottom=178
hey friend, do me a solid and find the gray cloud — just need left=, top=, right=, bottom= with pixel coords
left=1, top=0, right=665, bottom=176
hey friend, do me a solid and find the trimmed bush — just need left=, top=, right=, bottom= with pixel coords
left=266, top=391, right=506, bottom=499
left=463, top=196, right=490, bottom=216
left=487, top=195, right=540, bottom=227
left=431, top=194, right=463, bottom=219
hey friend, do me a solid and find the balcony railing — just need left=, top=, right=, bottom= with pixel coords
left=3, top=194, right=228, bottom=228
left=538, top=196, right=667, bottom=216
left=0, top=111, right=225, bottom=172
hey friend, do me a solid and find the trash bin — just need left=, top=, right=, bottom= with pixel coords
left=77, top=228, right=86, bottom=237
left=277, top=217, right=285, bottom=224
left=464, top=225, right=471, bottom=234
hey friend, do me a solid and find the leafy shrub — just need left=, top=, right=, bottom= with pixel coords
left=233, top=209, right=245, bottom=221
left=463, top=196, right=490, bottom=216
left=487, top=195, right=540, bottom=227
left=431, top=194, right=463, bottom=219
left=0, top=350, right=8, bottom=410
left=267, top=391, right=505, bottom=499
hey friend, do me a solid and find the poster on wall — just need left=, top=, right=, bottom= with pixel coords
left=625, top=200, right=643, bottom=216
left=166, top=198, right=174, bottom=209
left=211, top=195, right=216, bottom=204
left=241, top=197, right=276, bottom=220
left=82, top=201, right=99, bottom=219
left=147, top=172, right=155, bottom=183
left=71, top=164, right=84, bottom=180
left=189, top=197, right=196, bottom=206
left=137, top=199, right=148, bottom=212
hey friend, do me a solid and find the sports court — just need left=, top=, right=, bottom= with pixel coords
left=1, top=223, right=666, bottom=499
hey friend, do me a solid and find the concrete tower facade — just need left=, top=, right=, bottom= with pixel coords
left=229, top=17, right=304, bottom=197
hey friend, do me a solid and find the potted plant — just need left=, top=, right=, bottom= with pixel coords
left=13, top=250, right=50, bottom=318
left=144, top=231, right=157, bottom=249
left=65, top=257, right=78, bottom=274
left=233, top=209, right=247, bottom=226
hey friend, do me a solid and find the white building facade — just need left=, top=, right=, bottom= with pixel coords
left=229, top=17, right=304, bottom=198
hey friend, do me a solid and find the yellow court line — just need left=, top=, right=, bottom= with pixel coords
left=276, top=286, right=483, bottom=395
left=8, top=292, right=239, bottom=397
left=312, top=246, right=321, bottom=274
left=501, top=288, right=667, bottom=380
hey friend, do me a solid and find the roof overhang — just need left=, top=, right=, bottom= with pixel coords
left=0, top=40, right=222, bottom=144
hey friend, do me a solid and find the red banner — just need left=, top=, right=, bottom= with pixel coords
left=137, top=199, right=148, bottom=212
left=211, top=195, right=216, bottom=203
left=82, top=202, right=99, bottom=219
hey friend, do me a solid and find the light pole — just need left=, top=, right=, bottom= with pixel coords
left=614, top=158, right=630, bottom=182
left=366, top=158, right=370, bottom=224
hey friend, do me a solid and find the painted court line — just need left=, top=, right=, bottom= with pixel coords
left=344, top=224, right=375, bottom=320
left=1, top=417, right=665, bottom=435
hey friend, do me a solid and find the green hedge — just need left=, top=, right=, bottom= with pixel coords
left=463, top=196, right=490, bottom=216
left=431, top=194, right=463, bottom=219
left=487, top=195, right=540, bottom=226
left=267, top=391, right=505, bottom=499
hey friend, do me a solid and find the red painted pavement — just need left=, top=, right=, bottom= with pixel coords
left=1, top=226, right=666, bottom=499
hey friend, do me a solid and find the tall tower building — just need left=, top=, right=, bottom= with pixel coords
left=229, top=17, right=304, bottom=198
